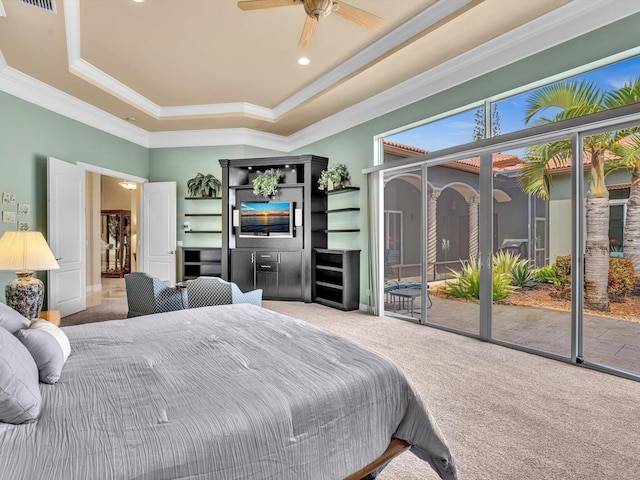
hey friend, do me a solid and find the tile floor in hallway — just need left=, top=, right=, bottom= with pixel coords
left=87, top=277, right=126, bottom=308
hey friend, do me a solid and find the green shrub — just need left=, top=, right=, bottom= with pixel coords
left=443, top=256, right=516, bottom=302
left=444, top=259, right=481, bottom=301
left=608, top=257, right=639, bottom=302
left=511, top=263, right=537, bottom=289
left=532, top=264, right=558, bottom=284
left=493, top=249, right=537, bottom=289
left=551, top=255, right=572, bottom=299
left=549, top=255, right=640, bottom=301
left=493, top=250, right=524, bottom=277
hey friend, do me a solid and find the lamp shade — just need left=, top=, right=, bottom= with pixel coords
left=0, top=231, right=59, bottom=319
left=0, top=231, right=60, bottom=272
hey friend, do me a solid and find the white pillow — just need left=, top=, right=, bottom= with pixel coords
left=0, top=326, right=41, bottom=423
left=17, top=320, right=71, bottom=384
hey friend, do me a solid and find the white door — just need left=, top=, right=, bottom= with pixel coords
left=47, top=157, right=86, bottom=316
left=141, top=182, right=177, bottom=285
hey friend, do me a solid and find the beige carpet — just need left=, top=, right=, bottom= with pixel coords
left=62, top=300, right=640, bottom=479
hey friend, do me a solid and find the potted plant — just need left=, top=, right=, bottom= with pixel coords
left=253, top=168, right=283, bottom=197
left=187, top=173, right=221, bottom=197
left=318, top=163, right=351, bottom=191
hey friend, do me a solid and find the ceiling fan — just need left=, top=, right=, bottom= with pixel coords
left=237, top=0, right=383, bottom=48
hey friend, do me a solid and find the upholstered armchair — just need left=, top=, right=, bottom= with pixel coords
left=124, top=272, right=187, bottom=318
left=186, top=277, right=262, bottom=308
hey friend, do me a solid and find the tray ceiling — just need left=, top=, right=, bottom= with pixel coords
left=1, top=0, right=638, bottom=149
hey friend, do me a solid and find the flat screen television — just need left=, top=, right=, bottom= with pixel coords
left=239, top=202, right=293, bottom=237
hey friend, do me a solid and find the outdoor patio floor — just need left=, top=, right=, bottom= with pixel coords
left=386, top=294, right=640, bottom=375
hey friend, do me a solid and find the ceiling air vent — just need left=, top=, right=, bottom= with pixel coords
left=16, top=0, right=56, bottom=13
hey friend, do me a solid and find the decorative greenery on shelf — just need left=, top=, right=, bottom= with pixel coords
left=187, top=173, right=221, bottom=198
left=253, top=168, right=283, bottom=197
left=318, top=163, right=351, bottom=191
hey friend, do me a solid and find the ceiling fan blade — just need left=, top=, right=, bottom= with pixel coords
left=333, top=1, right=383, bottom=30
left=237, top=0, right=300, bottom=11
left=299, top=15, right=318, bottom=48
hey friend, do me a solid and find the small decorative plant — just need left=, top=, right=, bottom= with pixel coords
left=253, top=168, right=283, bottom=197
left=187, top=172, right=221, bottom=197
left=318, top=163, right=351, bottom=191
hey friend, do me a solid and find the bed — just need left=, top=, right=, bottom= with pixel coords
left=0, top=303, right=456, bottom=479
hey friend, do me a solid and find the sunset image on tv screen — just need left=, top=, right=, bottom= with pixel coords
left=240, top=202, right=290, bottom=233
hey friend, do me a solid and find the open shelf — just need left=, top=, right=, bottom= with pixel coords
left=182, top=248, right=222, bottom=280
left=326, top=186, right=360, bottom=195
left=184, top=197, right=221, bottom=233
left=325, top=186, right=360, bottom=233
left=325, top=207, right=360, bottom=214
left=313, top=249, right=360, bottom=311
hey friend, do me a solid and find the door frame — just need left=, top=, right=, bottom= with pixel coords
left=77, top=162, right=147, bottom=295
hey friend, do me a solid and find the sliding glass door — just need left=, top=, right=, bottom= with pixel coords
left=383, top=168, right=426, bottom=321
left=580, top=129, right=640, bottom=375
left=490, top=144, right=572, bottom=358
left=423, top=157, right=481, bottom=335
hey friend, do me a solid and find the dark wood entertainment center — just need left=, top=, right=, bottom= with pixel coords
left=219, top=155, right=328, bottom=302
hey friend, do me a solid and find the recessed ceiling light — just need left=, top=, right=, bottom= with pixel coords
left=132, top=0, right=145, bottom=3
left=298, top=57, right=310, bottom=66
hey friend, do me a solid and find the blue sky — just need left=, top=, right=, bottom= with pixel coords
left=387, top=55, right=640, bottom=153
left=241, top=202, right=290, bottom=214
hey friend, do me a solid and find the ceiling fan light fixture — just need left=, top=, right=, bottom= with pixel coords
left=303, top=0, right=334, bottom=20
left=119, top=181, right=138, bottom=190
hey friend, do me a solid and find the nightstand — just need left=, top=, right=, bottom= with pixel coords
left=39, top=310, right=61, bottom=327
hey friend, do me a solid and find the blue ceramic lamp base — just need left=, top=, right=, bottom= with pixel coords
left=5, top=271, right=44, bottom=320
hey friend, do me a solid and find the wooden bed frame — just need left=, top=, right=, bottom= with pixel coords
left=345, top=439, right=411, bottom=480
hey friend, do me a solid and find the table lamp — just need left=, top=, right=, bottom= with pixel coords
left=0, top=231, right=60, bottom=319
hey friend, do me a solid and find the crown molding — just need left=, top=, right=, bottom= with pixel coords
left=0, top=50, right=149, bottom=146
left=147, top=128, right=289, bottom=151
left=2, top=0, right=639, bottom=153
left=159, top=102, right=275, bottom=120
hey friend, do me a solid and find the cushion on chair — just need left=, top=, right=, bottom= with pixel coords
left=186, top=277, right=232, bottom=308
left=186, top=277, right=262, bottom=308
left=231, top=284, right=262, bottom=307
left=125, top=272, right=186, bottom=317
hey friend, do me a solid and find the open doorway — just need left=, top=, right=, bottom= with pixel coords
left=85, top=172, right=141, bottom=308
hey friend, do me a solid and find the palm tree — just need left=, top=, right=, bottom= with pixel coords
left=606, top=136, right=640, bottom=272
left=517, top=80, right=615, bottom=311
left=604, top=77, right=640, bottom=275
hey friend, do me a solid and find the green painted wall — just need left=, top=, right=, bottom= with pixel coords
left=0, top=92, right=149, bottom=302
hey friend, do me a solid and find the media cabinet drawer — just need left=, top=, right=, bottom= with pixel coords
left=256, top=251, right=279, bottom=261
left=256, top=261, right=278, bottom=272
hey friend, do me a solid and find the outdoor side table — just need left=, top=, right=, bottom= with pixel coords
left=389, top=288, right=422, bottom=317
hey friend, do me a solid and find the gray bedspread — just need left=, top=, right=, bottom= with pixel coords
left=0, top=304, right=456, bottom=479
